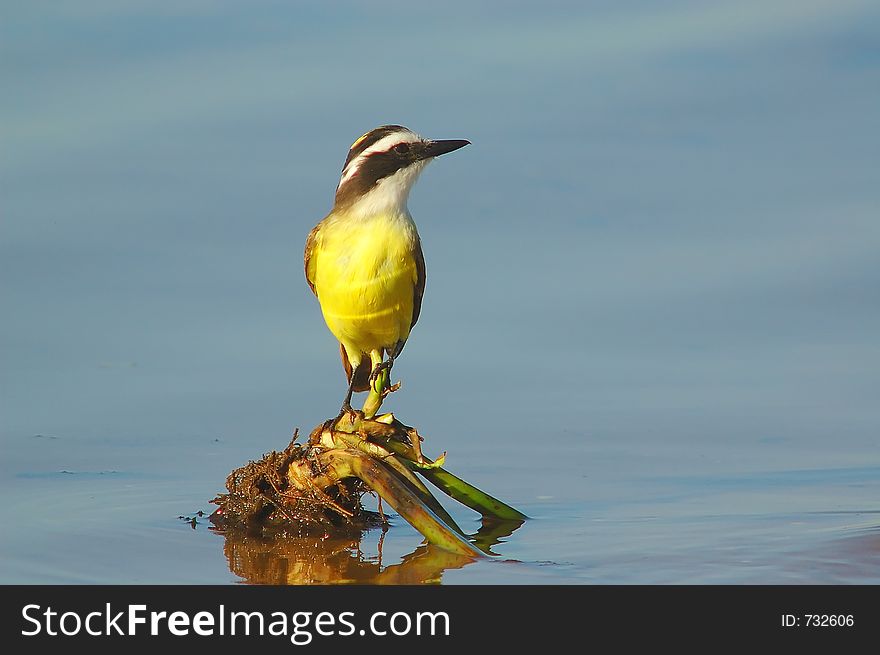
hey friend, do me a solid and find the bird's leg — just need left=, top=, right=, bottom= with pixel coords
left=368, top=349, right=396, bottom=390
left=362, top=351, right=391, bottom=419
left=338, top=373, right=358, bottom=421
left=369, top=357, right=394, bottom=387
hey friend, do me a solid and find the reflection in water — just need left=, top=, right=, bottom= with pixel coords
left=212, top=518, right=524, bottom=585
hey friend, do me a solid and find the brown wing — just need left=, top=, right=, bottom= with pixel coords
left=389, top=237, right=425, bottom=361
left=340, top=344, right=371, bottom=392
left=303, top=223, right=320, bottom=295
left=410, top=235, right=426, bottom=330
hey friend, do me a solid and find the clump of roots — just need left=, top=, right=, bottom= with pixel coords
left=210, top=430, right=381, bottom=539
left=210, top=412, right=527, bottom=556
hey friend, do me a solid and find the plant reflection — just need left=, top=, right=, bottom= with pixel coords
left=211, top=517, right=524, bottom=585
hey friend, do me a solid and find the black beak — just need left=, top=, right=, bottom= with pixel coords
left=419, top=139, right=470, bottom=159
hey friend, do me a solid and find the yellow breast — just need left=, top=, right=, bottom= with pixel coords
left=311, top=212, right=418, bottom=354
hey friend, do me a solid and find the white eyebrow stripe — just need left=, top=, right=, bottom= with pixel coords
left=338, top=130, right=423, bottom=188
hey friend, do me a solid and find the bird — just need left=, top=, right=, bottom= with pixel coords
left=304, top=125, right=469, bottom=416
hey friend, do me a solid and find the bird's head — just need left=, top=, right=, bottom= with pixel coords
left=334, top=125, right=469, bottom=214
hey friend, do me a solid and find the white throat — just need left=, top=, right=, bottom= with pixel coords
left=347, top=159, right=430, bottom=218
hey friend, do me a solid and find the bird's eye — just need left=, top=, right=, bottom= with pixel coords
left=393, top=143, right=411, bottom=155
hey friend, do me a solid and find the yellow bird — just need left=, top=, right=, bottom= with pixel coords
left=304, top=125, right=469, bottom=414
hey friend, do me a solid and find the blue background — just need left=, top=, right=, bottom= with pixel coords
left=2, top=1, right=878, bottom=583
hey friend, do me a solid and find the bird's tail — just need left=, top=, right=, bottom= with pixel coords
left=340, top=344, right=371, bottom=392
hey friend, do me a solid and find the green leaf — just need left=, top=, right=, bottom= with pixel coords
left=325, top=450, right=483, bottom=558
left=418, top=466, right=529, bottom=522
left=377, top=439, right=528, bottom=521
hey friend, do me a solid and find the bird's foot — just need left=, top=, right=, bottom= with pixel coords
left=369, top=359, right=393, bottom=383
left=337, top=401, right=360, bottom=425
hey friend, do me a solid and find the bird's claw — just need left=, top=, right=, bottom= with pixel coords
left=337, top=402, right=360, bottom=424
left=369, top=360, right=393, bottom=383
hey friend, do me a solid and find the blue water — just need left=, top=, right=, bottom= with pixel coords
left=2, top=1, right=879, bottom=583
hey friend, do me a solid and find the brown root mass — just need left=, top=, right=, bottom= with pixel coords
left=208, top=411, right=524, bottom=557
left=209, top=430, right=381, bottom=538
